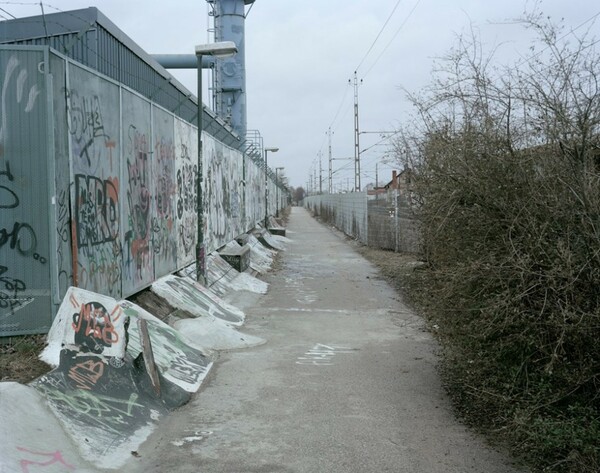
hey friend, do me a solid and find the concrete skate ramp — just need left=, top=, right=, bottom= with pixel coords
left=199, top=252, right=268, bottom=296
left=120, top=300, right=213, bottom=392
left=247, top=234, right=277, bottom=274
left=33, top=287, right=212, bottom=469
left=151, top=275, right=264, bottom=350
left=254, top=228, right=285, bottom=251
left=152, top=275, right=244, bottom=325
left=0, top=382, right=100, bottom=473
left=177, top=242, right=272, bottom=291
left=177, top=253, right=231, bottom=297
left=212, top=245, right=270, bottom=293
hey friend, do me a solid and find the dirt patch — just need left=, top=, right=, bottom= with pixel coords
left=355, top=244, right=423, bottom=292
left=0, top=335, right=51, bottom=383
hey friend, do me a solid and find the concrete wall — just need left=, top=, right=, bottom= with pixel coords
left=0, top=46, right=282, bottom=336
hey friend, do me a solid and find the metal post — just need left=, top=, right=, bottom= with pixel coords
left=351, top=72, right=363, bottom=192
left=376, top=163, right=379, bottom=188
left=275, top=166, right=284, bottom=217
left=196, top=53, right=206, bottom=284
left=276, top=167, right=280, bottom=218
left=264, top=149, right=269, bottom=229
left=394, top=188, right=399, bottom=253
left=327, top=127, right=333, bottom=194
left=319, top=151, right=323, bottom=195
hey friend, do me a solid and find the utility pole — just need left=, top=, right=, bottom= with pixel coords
left=318, top=151, right=323, bottom=195
left=349, top=71, right=363, bottom=192
left=327, top=127, right=333, bottom=194
left=375, top=162, right=379, bottom=201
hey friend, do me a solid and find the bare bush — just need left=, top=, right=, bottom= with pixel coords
left=396, top=12, right=600, bottom=472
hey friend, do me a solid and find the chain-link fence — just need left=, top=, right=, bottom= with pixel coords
left=305, top=190, right=420, bottom=254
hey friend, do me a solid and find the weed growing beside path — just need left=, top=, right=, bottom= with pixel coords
left=0, top=335, right=51, bottom=383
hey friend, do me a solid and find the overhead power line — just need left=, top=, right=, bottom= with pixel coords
left=363, top=0, right=422, bottom=78
left=355, top=0, right=404, bottom=73
left=0, top=7, right=16, bottom=18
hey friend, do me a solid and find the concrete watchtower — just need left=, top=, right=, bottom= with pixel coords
left=208, top=0, right=255, bottom=143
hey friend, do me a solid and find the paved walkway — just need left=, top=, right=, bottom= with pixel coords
left=125, top=207, right=522, bottom=473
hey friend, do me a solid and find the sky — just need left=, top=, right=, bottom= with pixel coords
left=1, top=0, right=599, bottom=189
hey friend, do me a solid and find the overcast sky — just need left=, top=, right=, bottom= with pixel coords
left=2, top=1, right=599, bottom=189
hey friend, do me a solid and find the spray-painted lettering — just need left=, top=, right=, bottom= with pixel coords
left=35, top=381, right=145, bottom=435
left=68, top=359, right=105, bottom=390
left=67, top=91, right=114, bottom=166
left=176, top=163, right=197, bottom=220
left=124, top=126, right=151, bottom=281
left=16, top=447, right=75, bottom=473
left=74, top=174, right=119, bottom=249
left=0, top=160, right=18, bottom=208
left=153, top=135, right=176, bottom=266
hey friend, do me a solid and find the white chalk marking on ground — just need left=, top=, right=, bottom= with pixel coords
left=263, top=307, right=351, bottom=314
left=295, top=343, right=356, bottom=366
left=171, top=431, right=212, bottom=447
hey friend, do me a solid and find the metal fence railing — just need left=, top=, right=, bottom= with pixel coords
left=304, top=191, right=420, bottom=254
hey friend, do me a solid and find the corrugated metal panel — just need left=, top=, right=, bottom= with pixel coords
left=0, top=47, right=53, bottom=336
left=49, top=51, right=72, bottom=307
left=0, top=8, right=241, bottom=149
left=5, top=32, right=97, bottom=71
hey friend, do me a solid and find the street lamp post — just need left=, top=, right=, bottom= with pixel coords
left=195, top=41, right=237, bottom=284
left=275, top=166, right=284, bottom=218
left=264, top=147, right=279, bottom=229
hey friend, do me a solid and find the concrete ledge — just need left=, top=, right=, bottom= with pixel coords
left=218, top=242, right=251, bottom=272
left=268, top=216, right=286, bottom=236
left=235, top=233, right=250, bottom=247
left=269, top=227, right=286, bottom=237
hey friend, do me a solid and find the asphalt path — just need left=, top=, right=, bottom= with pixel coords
left=125, top=206, right=523, bottom=473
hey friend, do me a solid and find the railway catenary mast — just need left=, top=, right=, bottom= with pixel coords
left=208, top=0, right=255, bottom=143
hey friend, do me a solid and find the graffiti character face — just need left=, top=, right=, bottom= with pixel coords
left=72, top=301, right=118, bottom=354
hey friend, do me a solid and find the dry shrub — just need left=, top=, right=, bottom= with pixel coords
left=399, top=12, right=600, bottom=472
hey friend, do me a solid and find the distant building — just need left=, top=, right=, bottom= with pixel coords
left=367, top=169, right=415, bottom=204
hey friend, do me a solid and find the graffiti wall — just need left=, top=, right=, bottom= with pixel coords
left=0, top=49, right=52, bottom=335
left=203, top=134, right=244, bottom=253
left=68, top=64, right=122, bottom=299
left=174, top=117, right=197, bottom=267
left=244, top=155, right=265, bottom=229
left=152, top=106, right=177, bottom=278
left=121, top=89, right=154, bottom=295
left=0, top=46, right=284, bottom=336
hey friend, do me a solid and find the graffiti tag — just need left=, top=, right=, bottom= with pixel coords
left=16, top=447, right=75, bottom=473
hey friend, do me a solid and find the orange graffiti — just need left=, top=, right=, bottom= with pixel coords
left=68, top=359, right=105, bottom=390
left=72, top=302, right=119, bottom=345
